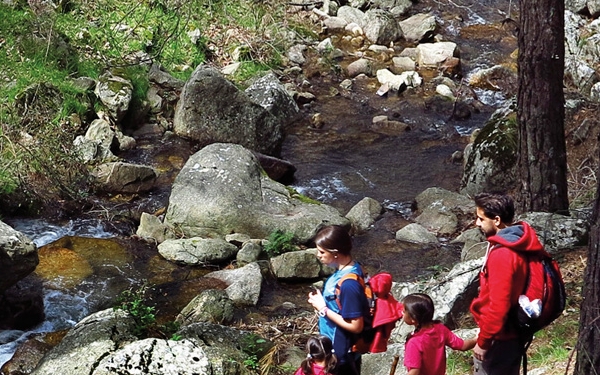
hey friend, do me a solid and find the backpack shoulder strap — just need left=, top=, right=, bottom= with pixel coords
left=334, top=272, right=365, bottom=311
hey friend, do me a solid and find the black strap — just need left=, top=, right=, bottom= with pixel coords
left=521, top=335, right=533, bottom=375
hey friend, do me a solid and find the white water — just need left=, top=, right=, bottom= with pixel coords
left=7, top=218, right=116, bottom=247
left=0, top=219, right=118, bottom=367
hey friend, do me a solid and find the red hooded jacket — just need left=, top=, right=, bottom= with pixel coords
left=469, top=221, right=544, bottom=349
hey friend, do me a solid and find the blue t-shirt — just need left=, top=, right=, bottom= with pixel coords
left=319, top=263, right=369, bottom=364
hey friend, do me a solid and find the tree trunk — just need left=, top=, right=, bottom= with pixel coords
left=575, top=183, right=600, bottom=373
left=517, top=0, right=569, bottom=213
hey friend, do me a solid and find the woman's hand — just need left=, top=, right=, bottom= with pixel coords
left=308, top=288, right=326, bottom=311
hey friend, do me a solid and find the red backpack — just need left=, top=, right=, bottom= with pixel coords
left=512, top=250, right=566, bottom=336
left=334, top=271, right=403, bottom=354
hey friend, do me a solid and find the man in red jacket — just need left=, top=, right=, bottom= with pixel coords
left=470, top=193, right=544, bottom=375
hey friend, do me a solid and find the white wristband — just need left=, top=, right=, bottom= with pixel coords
left=318, top=307, right=328, bottom=317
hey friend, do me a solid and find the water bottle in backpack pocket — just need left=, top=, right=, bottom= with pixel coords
left=511, top=252, right=566, bottom=337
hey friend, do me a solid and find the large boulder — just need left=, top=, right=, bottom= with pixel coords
left=173, top=66, right=294, bottom=156
left=30, top=308, right=271, bottom=375
left=413, top=187, right=475, bottom=236
left=31, top=309, right=138, bottom=375
left=416, top=42, right=459, bottom=69
left=93, top=338, right=211, bottom=375
left=92, top=162, right=158, bottom=194
left=157, top=237, right=239, bottom=265
left=399, top=13, right=437, bottom=43
left=270, top=249, right=323, bottom=280
left=94, top=72, right=133, bottom=123
left=176, top=289, right=235, bottom=326
left=345, top=197, right=383, bottom=233
left=518, top=212, right=589, bottom=252
left=564, top=11, right=600, bottom=99
left=460, top=101, right=519, bottom=197
left=0, top=221, right=38, bottom=293
left=362, top=9, right=403, bottom=45
left=204, top=262, right=263, bottom=306
left=163, top=143, right=349, bottom=243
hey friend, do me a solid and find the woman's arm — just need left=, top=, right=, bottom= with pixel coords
left=307, top=282, right=365, bottom=333
left=322, top=308, right=364, bottom=333
left=407, top=368, right=420, bottom=375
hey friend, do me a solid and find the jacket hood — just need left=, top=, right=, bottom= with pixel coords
left=487, top=221, right=544, bottom=253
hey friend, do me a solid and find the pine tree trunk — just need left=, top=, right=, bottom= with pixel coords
left=517, top=0, right=569, bottom=213
left=575, top=184, right=600, bottom=373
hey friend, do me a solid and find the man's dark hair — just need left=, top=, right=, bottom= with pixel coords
left=474, top=192, right=515, bottom=224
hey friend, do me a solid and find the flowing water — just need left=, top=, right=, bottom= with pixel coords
left=0, top=0, right=515, bottom=367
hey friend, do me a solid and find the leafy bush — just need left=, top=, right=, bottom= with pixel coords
left=263, top=230, right=296, bottom=257
left=115, top=285, right=157, bottom=337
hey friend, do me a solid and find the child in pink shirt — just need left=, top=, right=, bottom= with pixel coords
left=402, top=293, right=476, bottom=375
left=294, top=335, right=337, bottom=375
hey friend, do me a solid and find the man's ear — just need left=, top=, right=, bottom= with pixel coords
left=493, top=215, right=502, bottom=227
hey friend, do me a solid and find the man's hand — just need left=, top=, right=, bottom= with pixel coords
left=473, top=343, right=487, bottom=361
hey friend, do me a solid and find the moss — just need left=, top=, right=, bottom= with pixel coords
left=472, top=110, right=518, bottom=171
left=285, top=186, right=321, bottom=205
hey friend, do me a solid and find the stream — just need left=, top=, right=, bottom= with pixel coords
left=0, top=0, right=514, bottom=368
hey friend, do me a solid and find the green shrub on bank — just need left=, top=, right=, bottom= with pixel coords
left=264, top=230, right=297, bottom=257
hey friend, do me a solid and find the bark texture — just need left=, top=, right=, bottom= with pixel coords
left=517, top=0, right=569, bottom=213
left=575, top=180, right=600, bottom=374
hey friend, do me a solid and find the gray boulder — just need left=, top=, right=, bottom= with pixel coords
left=236, top=240, right=263, bottom=265
left=178, top=322, right=274, bottom=375
left=270, top=249, right=323, bottom=280
left=173, top=65, right=289, bottom=156
left=204, top=262, right=263, bottom=306
left=519, top=212, right=589, bottom=252
left=92, top=162, right=158, bottom=194
left=31, top=309, right=138, bottom=375
left=149, top=63, right=185, bottom=91
left=395, top=223, right=438, bottom=244
left=136, top=213, right=173, bottom=244
left=0, top=221, right=38, bottom=293
left=346, top=197, right=383, bottom=233
left=363, top=9, right=403, bottom=45
left=92, top=338, right=211, bottom=375
left=451, top=228, right=487, bottom=261
left=176, top=289, right=235, bottom=326
left=337, top=5, right=366, bottom=27
left=158, top=237, right=239, bottom=266
left=564, top=11, right=600, bottom=99
left=372, top=0, right=413, bottom=14
left=245, top=72, right=299, bottom=124
left=31, top=308, right=270, bottom=375
left=460, top=101, right=519, bottom=197
left=163, top=143, right=349, bottom=243
left=416, top=42, right=458, bottom=69
left=94, top=73, right=133, bottom=123
left=399, top=13, right=437, bottom=43
left=413, top=187, right=475, bottom=236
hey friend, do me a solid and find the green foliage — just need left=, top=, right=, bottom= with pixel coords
left=446, top=349, right=474, bottom=375
left=240, top=334, right=268, bottom=371
left=243, top=354, right=259, bottom=370
left=285, top=186, right=320, bottom=205
left=0, top=0, right=312, bottom=207
left=264, top=230, right=297, bottom=257
left=115, top=284, right=157, bottom=337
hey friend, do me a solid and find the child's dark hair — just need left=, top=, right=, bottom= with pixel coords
left=300, top=335, right=337, bottom=375
left=402, top=293, right=435, bottom=333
